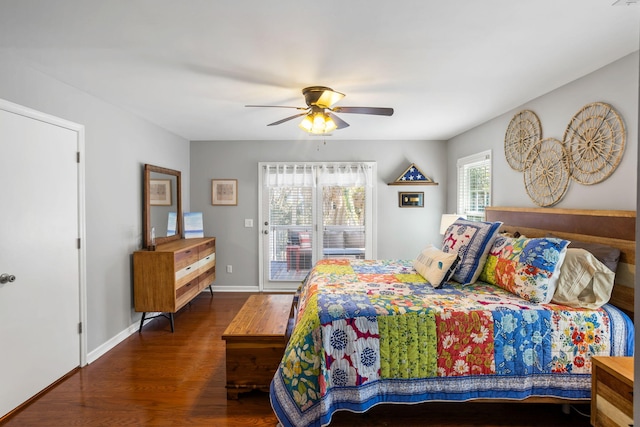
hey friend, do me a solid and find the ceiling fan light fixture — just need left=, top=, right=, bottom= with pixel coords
left=324, top=115, right=337, bottom=133
left=299, top=114, right=314, bottom=132
left=312, top=112, right=327, bottom=133
left=299, top=111, right=336, bottom=134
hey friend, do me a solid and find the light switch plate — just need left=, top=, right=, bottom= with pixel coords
left=244, top=219, right=253, bottom=227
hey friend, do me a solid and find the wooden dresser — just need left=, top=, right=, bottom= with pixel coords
left=134, top=237, right=216, bottom=332
left=591, top=356, right=634, bottom=427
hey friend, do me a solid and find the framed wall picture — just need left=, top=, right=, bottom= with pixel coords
left=399, top=191, right=424, bottom=208
left=212, top=179, right=238, bottom=206
left=149, top=179, right=172, bottom=206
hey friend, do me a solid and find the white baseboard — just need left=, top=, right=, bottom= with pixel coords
left=262, top=286, right=300, bottom=293
left=212, top=285, right=298, bottom=293
left=211, top=285, right=260, bottom=292
left=86, top=315, right=150, bottom=364
left=86, top=286, right=277, bottom=364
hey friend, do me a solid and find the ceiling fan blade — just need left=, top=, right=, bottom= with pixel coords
left=246, top=105, right=307, bottom=110
left=332, top=106, right=394, bottom=116
left=267, top=112, right=308, bottom=126
left=327, top=112, right=350, bottom=129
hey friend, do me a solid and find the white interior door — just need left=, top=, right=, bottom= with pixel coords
left=0, top=102, right=84, bottom=418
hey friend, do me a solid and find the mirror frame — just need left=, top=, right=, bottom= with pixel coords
left=144, top=163, right=182, bottom=248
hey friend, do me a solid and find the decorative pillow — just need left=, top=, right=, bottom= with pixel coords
left=480, top=235, right=569, bottom=303
left=551, top=248, right=615, bottom=309
left=441, top=218, right=502, bottom=284
left=547, top=234, right=620, bottom=273
left=413, top=245, right=459, bottom=289
left=298, top=232, right=312, bottom=249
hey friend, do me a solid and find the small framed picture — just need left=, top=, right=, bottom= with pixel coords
left=399, top=191, right=424, bottom=208
left=149, top=179, right=172, bottom=206
left=212, top=179, right=238, bottom=206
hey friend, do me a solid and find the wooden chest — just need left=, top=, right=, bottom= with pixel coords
left=222, top=294, right=294, bottom=399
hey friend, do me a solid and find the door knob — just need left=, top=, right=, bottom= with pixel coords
left=0, top=273, right=16, bottom=284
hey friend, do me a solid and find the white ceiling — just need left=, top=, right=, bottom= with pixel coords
left=0, top=1, right=638, bottom=141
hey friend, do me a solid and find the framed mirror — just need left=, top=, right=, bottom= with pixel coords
left=143, top=164, right=182, bottom=248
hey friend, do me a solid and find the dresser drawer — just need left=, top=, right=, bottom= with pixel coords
left=198, top=253, right=215, bottom=271
left=198, top=240, right=215, bottom=257
left=175, top=247, right=199, bottom=270
left=199, top=266, right=216, bottom=289
left=176, top=277, right=200, bottom=307
left=175, top=261, right=200, bottom=285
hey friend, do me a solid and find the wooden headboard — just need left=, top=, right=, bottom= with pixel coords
left=485, top=207, right=635, bottom=317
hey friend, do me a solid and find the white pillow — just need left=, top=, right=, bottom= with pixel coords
left=413, top=244, right=459, bottom=289
left=551, top=248, right=615, bottom=309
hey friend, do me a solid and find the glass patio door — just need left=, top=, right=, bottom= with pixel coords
left=259, top=162, right=375, bottom=292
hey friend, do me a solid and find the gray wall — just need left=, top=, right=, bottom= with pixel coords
left=190, top=140, right=447, bottom=290
left=0, top=52, right=191, bottom=353
left=446, top=51, right=638, bottom=212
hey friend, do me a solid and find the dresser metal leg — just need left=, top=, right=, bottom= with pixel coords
left=138, top=312, right=175, bottom=332
left=138, top=313, right=147, bottom=333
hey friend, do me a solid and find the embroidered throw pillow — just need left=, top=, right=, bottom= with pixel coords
left=480, top=235, right=569, bottom=303
left=413, top=245, right=459, bottom=288
left=441, top=218, right=502, bottom=284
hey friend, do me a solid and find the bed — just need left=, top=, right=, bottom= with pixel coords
left=270, top=207, right=635, bottom=427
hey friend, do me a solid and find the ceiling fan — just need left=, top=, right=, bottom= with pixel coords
left=246, top=86, right=394, bottom=134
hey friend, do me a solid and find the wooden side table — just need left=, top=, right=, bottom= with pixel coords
left=591, top=356, right=633, bottom=427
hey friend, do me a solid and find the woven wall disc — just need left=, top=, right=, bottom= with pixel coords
left=563, top=102, right=625, bottom=185
left=504, top=110, right=542, bottom=171
left=523, top=138, right=570, bottom=207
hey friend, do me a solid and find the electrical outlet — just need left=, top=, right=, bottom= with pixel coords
left=226, top=265, right=232, bottom=273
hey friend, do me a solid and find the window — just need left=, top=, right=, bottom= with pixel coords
left=457, top=150, right=492, bottom=221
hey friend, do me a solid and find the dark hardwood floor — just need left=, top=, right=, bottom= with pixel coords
left=3, top=292, right=592, bottom=427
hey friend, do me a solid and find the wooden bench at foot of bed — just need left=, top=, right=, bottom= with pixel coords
left=222, top=294, right=294, bottom=399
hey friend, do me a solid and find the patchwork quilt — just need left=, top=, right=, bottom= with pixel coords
left=270, top=259, right=634, bottom=427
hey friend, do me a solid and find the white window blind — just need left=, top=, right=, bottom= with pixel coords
left=457, top=150, right=492, bottom=221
